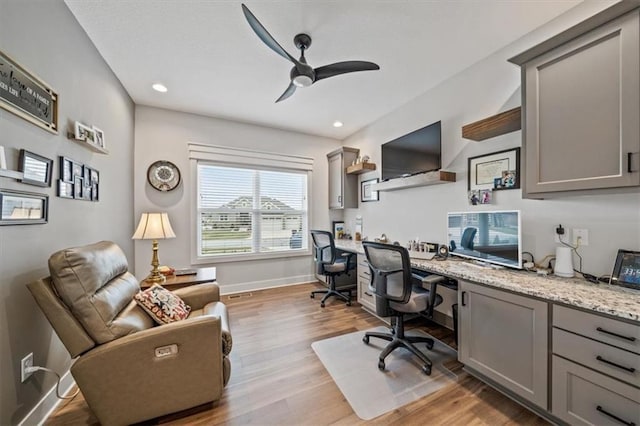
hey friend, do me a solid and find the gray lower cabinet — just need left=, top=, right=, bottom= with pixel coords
left=356, top=254, right=375, bottom=312
left=458, top=280, right=548, bottom=409
left=511, top=7, right=640, bottom=197
left=551, top=304, right=640, bottom=425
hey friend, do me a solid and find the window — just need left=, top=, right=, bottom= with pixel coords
left=196, top=162, right=309, bottom=260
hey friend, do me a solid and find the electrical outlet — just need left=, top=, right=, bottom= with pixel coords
left=21, top=352, right=33, bottom=382
left=572, top=228, right=589, bottom=246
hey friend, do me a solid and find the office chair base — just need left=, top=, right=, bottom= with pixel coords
left=310, top=288, right=352, bottom=307
left=363, top=318, right=435, bottom=375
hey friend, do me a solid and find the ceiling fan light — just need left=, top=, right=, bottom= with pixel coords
left=292, top=75, right=313, bottom=88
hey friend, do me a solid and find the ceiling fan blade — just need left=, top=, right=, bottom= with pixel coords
left=314, top=61, right=380, bottom=82
left=275, top=82, right=296, bottom=103
left=241, top=4, right=300, bottom=66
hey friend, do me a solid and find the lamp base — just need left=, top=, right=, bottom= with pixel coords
left=145, top=239, right=166, bottom=285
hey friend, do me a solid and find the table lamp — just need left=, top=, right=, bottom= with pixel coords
left=132, top=212, right=176, bottom=283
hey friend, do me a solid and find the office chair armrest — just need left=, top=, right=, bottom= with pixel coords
left=71, top=315, right=224, bottom=425
left=172, top=282, right=220, bottom=308
left=340, top=252, right=356, bottom=271
left=414, top=274, right=445, bottom=318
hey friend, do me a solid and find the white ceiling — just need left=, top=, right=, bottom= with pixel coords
left=64, top=0, right=580, bottom=140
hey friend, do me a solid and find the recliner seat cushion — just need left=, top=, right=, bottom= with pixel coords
left=48, top=241, right=154, bottom=344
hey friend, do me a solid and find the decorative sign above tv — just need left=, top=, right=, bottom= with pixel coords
left=0, top=50, right=58, bottom=134
left=381, top=120, right=441, bottom=181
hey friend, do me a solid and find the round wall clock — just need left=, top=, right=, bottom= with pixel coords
left=147, top=160, right=181, bottom=191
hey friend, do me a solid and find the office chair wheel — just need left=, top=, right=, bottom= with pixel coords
left=346, top=301, right=352, bottom=306
left=363, top=335, right=370, bottom=344
left=422, top=364, right=432, bottom=375
left=310, top=294, right=315, bottom=298
left=426, top=340, right=434, bottom=350
left=320, top=302, right=325, bottom=308
left=378, top=360, right=385, bottom=371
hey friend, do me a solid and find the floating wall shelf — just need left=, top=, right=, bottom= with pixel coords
left=372, top=170, right=456, bottom=192
left=0, top=169, right=24, bottom=180
left=346, top=162, right=376, bottom=175
left=462, top=107, right=522, bottom=141
left=67, top=133, right=109, bottom=154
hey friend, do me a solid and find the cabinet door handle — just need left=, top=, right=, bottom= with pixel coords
left=596, top=355, right=636, bottom=373
left=628, top=152, right=638, bottom=173
left=596, top=327, right=636, bottom=342
left=596, top=405, right=636, bottom=426
left=338, top=195, right=342, bottom=204
left=461, top=291, right=467, bottom=306
left=364, top=291, right=372, bottom=297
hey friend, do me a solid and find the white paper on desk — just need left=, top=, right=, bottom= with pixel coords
left=0, top=146, right=6, bottom=170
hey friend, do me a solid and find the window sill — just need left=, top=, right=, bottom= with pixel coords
left=192, top=248, right=312, bottom=264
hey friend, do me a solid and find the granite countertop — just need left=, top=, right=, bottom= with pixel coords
left=334, top=239, right=640, bottom=322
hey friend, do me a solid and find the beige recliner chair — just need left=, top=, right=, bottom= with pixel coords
left=27, top=241, right=231, bottom=426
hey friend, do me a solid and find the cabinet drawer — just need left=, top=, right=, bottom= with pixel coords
left=554, top=305, right=640, bottom=354
left=552, top=355, right=640, bottom=426
left=553, top=328, right=640, bottom=387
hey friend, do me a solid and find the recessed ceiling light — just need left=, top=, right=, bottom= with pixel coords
left=152, top=83, right=168, bottom=93
left=333, top=121, right=343, bottom=128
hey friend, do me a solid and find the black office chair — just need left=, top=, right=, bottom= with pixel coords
left=362, top=241, right=443, bottom=375
left=461, top=227, right=477, bottom=250
left=310, top=230, right=356, bottom=308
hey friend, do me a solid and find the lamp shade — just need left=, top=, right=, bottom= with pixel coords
left=132, top=213, right=176, bottom=240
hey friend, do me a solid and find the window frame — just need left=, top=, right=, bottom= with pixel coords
left=189, top=143, right=313, bottom=264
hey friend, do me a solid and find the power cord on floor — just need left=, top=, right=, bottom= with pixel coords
left=25, top=366, right=79, bottom=400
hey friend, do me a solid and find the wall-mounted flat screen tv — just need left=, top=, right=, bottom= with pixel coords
left=381, top=120, right=441, bottom=181
left=447, top=210, right=522, bottom=269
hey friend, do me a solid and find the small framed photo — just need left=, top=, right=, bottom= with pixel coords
left=83, top=166, right=91, bottom=186
left=74, top=176, right=83, bottom=199
left=91, top=183, right=99, bottom=201
left=74, top=121, right=96, bottom=144
left=333, top=221, right=345, bottom=239
left=57, top=180, right=74, bottom=199
left=60, top=156, right=73, bottom=183
left=501, top=170, right=517, bottom=188
left=92, top=126, right=105, bottom=149
left=361, top=178, right=379, bottom=202
left=90, top=168, right=99, bottom=184
left=468, top=148, right=520, bottom=191
left=468, top=189, right=492, bottom=205
left=18, top=150, right=53, bottom=187
left=0, top=189, right=48, bottom=225
left=72, top=162, right=83, bottom=178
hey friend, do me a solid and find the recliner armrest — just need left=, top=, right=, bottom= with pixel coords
left=172, top=282, right=220, bottom=309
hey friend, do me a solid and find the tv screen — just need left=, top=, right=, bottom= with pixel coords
left=381, top=121, right=441, bottom=181
left=447, top=210, right=522, bottom=269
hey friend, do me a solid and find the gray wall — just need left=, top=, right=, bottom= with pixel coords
left=0, top=0, right=135, bottom=423
left=342, top=0, right=640, bottom=278
left=134, top=105, right=342, bottom=293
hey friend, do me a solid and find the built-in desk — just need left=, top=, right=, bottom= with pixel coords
left=334, top=239, right=639, bottom=321
left=336, top=239, right=640, bottom=424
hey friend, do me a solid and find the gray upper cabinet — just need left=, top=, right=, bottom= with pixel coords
left=458, top=280, right=548, bottom=409
left=510, top=7, right=640, bottom=197
left=327, top=147, right=358, bottom=209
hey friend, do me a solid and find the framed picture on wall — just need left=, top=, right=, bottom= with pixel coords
left=468, top=147, right=520, bottom=191
left=18, top=150, right=53, bottom=187
left=361, top=178, right=379, bottom=202
left=0, top=189, right=48, bottom=225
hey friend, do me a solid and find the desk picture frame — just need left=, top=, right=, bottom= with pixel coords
left=333, top=221, right=345, bottom=239
left=468, top=147, right=520, bottom=191
left=361, top=178, right=379, bottom=202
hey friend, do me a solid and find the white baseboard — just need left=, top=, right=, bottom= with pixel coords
left=19, top=369, right=75, bottom=426
left=219, top=274, right=316, bottom=295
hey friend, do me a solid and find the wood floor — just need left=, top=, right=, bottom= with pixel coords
left=47, top=282, right=547, bottom=425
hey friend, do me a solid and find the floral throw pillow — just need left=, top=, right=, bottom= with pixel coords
left=134, top=284, right=191, bottom=325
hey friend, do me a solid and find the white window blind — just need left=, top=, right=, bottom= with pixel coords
left=196, top=161, right=309, bottom=259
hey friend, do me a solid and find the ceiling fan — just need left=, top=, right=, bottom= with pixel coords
left=241, top=4, right=380, bottom=103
